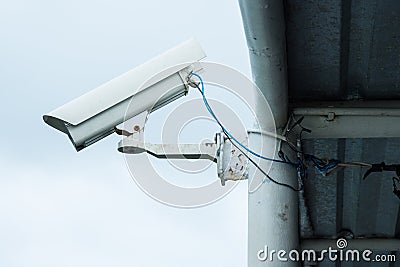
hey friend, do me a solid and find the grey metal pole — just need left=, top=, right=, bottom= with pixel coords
left=238, top=1, right=300, bottom=266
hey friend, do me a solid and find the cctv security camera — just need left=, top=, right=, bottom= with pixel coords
left=43, top=39, right=206, bottom=151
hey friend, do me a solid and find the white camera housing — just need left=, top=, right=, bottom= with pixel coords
left=43, top=39, right=206, bottom=151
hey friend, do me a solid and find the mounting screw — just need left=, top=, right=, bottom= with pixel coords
left=133, top=125, right=141, bottom=132
left=327, top=112, right=335, bottom=121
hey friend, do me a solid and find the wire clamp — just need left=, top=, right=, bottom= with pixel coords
left=363, top=162, right=400, bottom=180
left=363, top=162, right=400, bottom=200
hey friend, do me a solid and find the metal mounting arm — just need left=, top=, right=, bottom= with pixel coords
left=117, top=132, right=249, bottom=186
left=118, top=136, right=217, bottom=162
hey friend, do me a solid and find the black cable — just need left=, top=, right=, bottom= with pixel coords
left=227, top=135, right=303, bottom=191
left=284, top=122, right=307, bottom=155
left=190, top=73, right=399, bottom=198
left=191, top=82, right=302, bottom=192
left=392, top=177, right=400, bottom=199
left=190, top=72, right=296, bottom=166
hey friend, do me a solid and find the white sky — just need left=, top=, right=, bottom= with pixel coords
left=0, top=0, right=252, bottom=266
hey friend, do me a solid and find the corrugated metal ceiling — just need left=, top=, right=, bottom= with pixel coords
left=285, top=1, right=400, bottom=266
left=286, top=0, right=400, bottom=102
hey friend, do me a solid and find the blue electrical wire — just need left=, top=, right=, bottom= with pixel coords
left=304, top=154, right=340, bottom=176
left=189, top=71, right=296, bottom=166
left=189, top=71, right=343, bottom=190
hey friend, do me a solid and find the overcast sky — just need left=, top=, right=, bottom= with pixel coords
left=0, top=0, right=252, bottom=266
